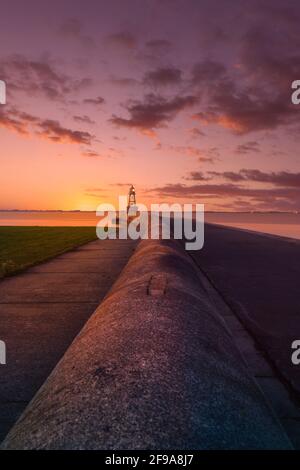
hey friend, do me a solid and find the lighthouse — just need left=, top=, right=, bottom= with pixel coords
left=127, top=185, right=136, bottom=212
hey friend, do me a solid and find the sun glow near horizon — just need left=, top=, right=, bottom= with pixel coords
left=1, top=1, right=300, bottom=213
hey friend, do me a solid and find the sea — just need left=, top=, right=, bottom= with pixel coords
left=0, top=211, right=300, bottom=240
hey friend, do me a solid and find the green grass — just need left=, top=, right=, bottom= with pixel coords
left=0, top=226, right=98, bottom=278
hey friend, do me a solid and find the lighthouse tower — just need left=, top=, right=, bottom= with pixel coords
left=127, top=185, right=136, bottom=212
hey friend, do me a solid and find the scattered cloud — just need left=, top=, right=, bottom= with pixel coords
left=208, top=169, right=300, bottom=187
left=168, top=145, right=217, bottom=163
left=144, top=67, right=182, bottom=87
left=185, top=171, right=212, bottom=181
left=110, top=76, right=138, bottom=87
left=37, top=119, right=93, bottom=145
left=148, top=165, right=300, bottom=210
left=192, top=80, right=298, bottom=135
left=81, top=150, right=101, bottom=158
left=109, top=182, right=133, bottom=187
left=189, top=127, right=206, bottom=138
left=191, top=60, right=227, bottom=85
left=110, top=93, right=198, bottom=135
left=0, top=107, right=94, bottom=145
left=73, top=115, right=95, bottom=125
left=148, top=182, right=300, bottom=203
left=235, top=141, right=260, bottom=154
left=190, top=23, right=300, bottom=135
left=83, top=96, right=105, bottom=106
left=0, top=107, right=36, bottom=135
left=0, top=55, right=92, bottom=101
left=139, top=39, right=173, bottom=63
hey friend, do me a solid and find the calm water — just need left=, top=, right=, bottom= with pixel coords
left=1, top=211, right=300, bottom=240
left=205, top=212, right=300, bottom=240
left=0, top=211, right=99, bottom=227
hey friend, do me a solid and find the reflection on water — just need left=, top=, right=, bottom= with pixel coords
left=0, top=211, right=300, bottom=240
left=0, top=211, right=99, bottom=227
left=205, top=212, right=300, bottom=240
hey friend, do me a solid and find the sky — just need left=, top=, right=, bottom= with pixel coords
left=0, top=0, right=300, bottom=211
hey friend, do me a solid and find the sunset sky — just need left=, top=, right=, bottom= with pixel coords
left=0, top=0, right=300, bottom=211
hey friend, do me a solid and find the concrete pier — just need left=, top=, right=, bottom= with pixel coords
left=2, top=239, right=292, bottom=449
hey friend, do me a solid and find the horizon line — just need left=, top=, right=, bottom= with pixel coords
left=0, top=209, right=299, bottom=215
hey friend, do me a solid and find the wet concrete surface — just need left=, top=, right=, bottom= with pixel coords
left=2, top=240, right=292, bottom=450
left=0, top=238, right=137, bottom=441
left=190, top=224, right=300, bottom=396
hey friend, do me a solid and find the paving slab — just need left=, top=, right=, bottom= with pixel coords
left=0, top=238, right=137, bottom=441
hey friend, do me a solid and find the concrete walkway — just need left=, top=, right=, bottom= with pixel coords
left=190, top=223, right=300, bottom=446
left=191, top=224, right=300, bottom=392
left=2, top=240, right=292, bottom=450
left=0, top=238, right=137, bottom=441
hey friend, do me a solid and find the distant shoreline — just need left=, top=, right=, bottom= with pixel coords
left=0, top=209, right=299, bottom=214
left=1, top=211, right=300, bottom=240
left=206, top=222, right=300, bottom=245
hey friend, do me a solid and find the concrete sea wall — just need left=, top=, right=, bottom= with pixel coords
left=1, top=239, right=292, bottom=449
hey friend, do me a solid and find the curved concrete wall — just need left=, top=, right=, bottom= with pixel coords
left=1, top=240, right=292, bottom=449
